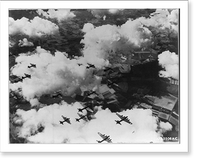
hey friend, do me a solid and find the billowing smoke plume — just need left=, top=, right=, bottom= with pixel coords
left=159, top=121, right=173, bottom=133
left=81, top=9, right=179, bottom=68
left=13, top=101, right=163, bottom=143
left=10, top=46, right=101, bottom=101
left=108, top=9, right=124, bottom=14
left=88, top=9, right=108, bottom=19
left=10, top=9, right=179, bottom=101
left=143, top=8, right=179, bottom=32
left=158, top=51, right=179, bottom=80
left=18, top=38, right=34, bottom=47
left=81, top=22, right=151, bottom=68
left=37, top=9, right=75, bottom=22
left=9, top=40, right=15, bottom=47
left=82, top=23, right=95, bottom=33
left=9, top=16, right=59, bottom=36
left=89, top=9, right=124, bottom=18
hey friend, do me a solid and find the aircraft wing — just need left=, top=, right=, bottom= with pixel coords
left=116, top=113, right=125, bottom=120
left=66, top=119, right=71, bottom=124
left=64, top=118, right=71, bottom=124
left=62, top=115, right=71, bottom=123
left=82, top=117, right=88, bottom=122
left=86, top=107, right=93, bottom=113
left=116, top=113, right=132, bottom=124
left=77, top=113, right=83, bottom=118
left=78, top=113, right=88, bottom=121
left=98, top=132, right=112, bottom=143
left=106, top=137, right=112, bottom=143
left=98, top=132, right=108, bottom=139
left=124, top=117, right=132, bottom=124
left=62, top=115, right=69, bottom=121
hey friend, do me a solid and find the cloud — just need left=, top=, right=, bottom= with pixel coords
left=168, top=9, right=179, bottom=32
left=88, top=9, right=108, bottom=18
left=119, top=19, right=152, bottom=46
left=158, top=51, right=179, bottom=79
left=14, top=101, right=83, bottom=143
left=10, top=9, right=179, bottom=100
left=18, top=38, right=34, bottom=47
left=81, top=10, right=179, bottom=68
left=108, top=9, right=124, bottom=14
left=82, top=23, right=95, bottom=33
left=81, top=24, right=121, bottom=68
left=81, top=9, right=178, bottom=70
left=145, top=9, right=179, bottom=32
left=80, top=19, right=153, bottom=68
left=10, top=46, right=103, bottom=101
left=29, top=98, right=40, bottom=107
left=13, top=101, right=164, bottom=143
left=9, top=16, right=59, bottom=37
left=10, top=47, right=84, bottom=100
left=159, top=121, right=173, bottom=133
left=88, top=9, right=124, bottom=18
left=37, top=9, right=75, bottom=22
left=168, top=9, right=179, bottom=24
left=9, top=40, right=16, bottom=47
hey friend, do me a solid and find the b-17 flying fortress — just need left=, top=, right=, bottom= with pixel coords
left=97, top=132, right=112, bottom=143
left=115, top=113, right=132, bottom=125
left=27, top=63, right=36, bottom=68
left=22, top=73, right=31, bottom=80
left=59, top=115, right=71, bottom=125
left=75, top=113, right=88, bottom=122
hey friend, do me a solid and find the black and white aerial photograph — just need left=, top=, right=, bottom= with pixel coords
left=9, top=8, right=179, bottom=144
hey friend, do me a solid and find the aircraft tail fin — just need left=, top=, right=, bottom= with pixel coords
left=115, top=120, right=121, bottom=125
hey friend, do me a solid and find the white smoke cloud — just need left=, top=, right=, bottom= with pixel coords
left=108, top=9, right=124, bottom=14
left=13, top=101, right=163, bottom=143
left=18, top=38, right=34, bottom=47
left=168, top=9, right=179, bottom=24
left=81, top=20, right=151, bottom=49
left=89, top=9, right=124, bottom=18
left=82, top=23, right=95, bottom=33
left=81, top=24, right=120, bottom=68
left=29, top=98, right=40, bottom=107
left=81, top=19, right=153, bottom=68
left=10, top=47, right=85, bottom=100
left=146, top=9, right=179, bottom=32
left=159, top=121, right=173, bottom=133
left=37, top=9, right=75, bottom=22
left=88, top=9, right=108, bottom=19
left=9, top=40, right=15, bottom=47
left=119, top=19, right=152, bottom=46
left=168, top=9, right=179, bottom=32
left=158, top=51, right=179, bottom=80
left=81, top=9, right=179, bottom=69
left=10, top=46, right=104, bottom=101
left=9, top=16, right=59, bottom=36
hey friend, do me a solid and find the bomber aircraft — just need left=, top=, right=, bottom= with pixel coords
left=115, top=113, right=132, bottom=125
left=96, top=132, right=112, bottom=143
